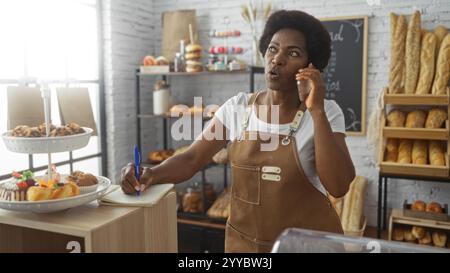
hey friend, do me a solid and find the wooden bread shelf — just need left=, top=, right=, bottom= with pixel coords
left=383, top=88, right=449, bottom=106
left=389, top=208, right=450, bottom=238
left=380, top=154, right=449, bottom=178
left=383, top=120, right=449, bottom=140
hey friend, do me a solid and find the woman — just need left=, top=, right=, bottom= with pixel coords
left=121, top=10, right=355, bottom=253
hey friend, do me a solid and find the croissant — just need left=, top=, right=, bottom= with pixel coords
left=429, top=140, right=446, bottom=166
left=412, top=140, right=428, bottom=165
left=425, top=108, right=447, bottom=128
left=405, top=110, right=427, bottom=128
left=397, top=139, right=413, bottom=164
left=386, top=110, right=406, bottom=127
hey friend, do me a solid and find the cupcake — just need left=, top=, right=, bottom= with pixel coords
left=67, top=171, right=98, bottom=194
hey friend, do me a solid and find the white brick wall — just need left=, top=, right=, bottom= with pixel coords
left=103, top=0, right=450, bottom=226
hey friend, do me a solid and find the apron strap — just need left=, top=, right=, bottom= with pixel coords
left=240, top=91, right=306, bottom=144
left=241, top=92, right=260, bottom=132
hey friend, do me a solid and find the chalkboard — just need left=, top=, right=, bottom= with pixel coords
left=320, top=16, right=368, bottom=135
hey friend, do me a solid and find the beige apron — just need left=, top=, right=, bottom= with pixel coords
left=225, top=92, right=343, bottom=253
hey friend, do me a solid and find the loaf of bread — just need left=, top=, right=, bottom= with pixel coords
left=416, top=32, right=437, bottom=94
left=405, top=11, right=422, bottom=94
left=392, top=228, right=404, bottom=241
left=431, top=34, right=450, bottom=95
left=426, top=201, right=443, bottom=213
left=327, top=193, right=344, bottom=218
left=386, top=109, right=406, bottom=127
left=432, top=231, right=447, bottom=247
left=412, top=226, right=426, bottom=239
left=412, top=140, right=428, bottom=165
left=405, top=110, right=426, bottom=128
left=434, top=25, right=449, bottom=55
left=347, top=176, right=367, bottom=232
left=404, top=229, right=416, bottom=242
left=389, top=14, right=407, bottom=94
left=397, top=139, right=413, bottom=164
left=425, top=108, right=447, bottom=128
left=429, top=140, right=446, bottom=166
left=384, top=138, right=399, bottom=162
left=412, top=200, right=426, bottom=211
left=418, top=231, right=432, bottom=245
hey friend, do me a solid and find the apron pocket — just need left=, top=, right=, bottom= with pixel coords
left=231, top=163, right=261, bottom=205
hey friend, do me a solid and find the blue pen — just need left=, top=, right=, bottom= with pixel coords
left=134, top=144, right=141, bottom=196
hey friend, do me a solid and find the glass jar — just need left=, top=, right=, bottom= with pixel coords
left=182, top=183, right=203, bottom=213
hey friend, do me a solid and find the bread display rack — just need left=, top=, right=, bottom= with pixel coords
left=378, top=87, right=450, bottom=178
left=0, top=85, right=111, bottom=213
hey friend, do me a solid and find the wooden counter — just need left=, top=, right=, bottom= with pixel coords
left=0, top=191, right=177, bottom=253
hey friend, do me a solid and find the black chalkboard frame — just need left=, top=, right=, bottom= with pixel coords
left=320, top=15, right=369, bottom=136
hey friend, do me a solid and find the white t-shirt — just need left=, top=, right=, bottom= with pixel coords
left=214, top=92, right=346, bottom=195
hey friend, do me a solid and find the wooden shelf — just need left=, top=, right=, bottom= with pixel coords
left=138, top=113, right=213, bottom=120
left=383, top=89, right=449, bottom=106
left=177, top=211, right=226, bottom=230
left=383, top=125, right=448, bottom=140
left=380, top=154, right=449, bottom=178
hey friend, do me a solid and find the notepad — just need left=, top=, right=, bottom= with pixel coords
left=99, top=184, right=174, bottom=207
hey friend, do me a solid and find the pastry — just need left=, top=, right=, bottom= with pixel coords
left=429, top=140, right=445, bottom=166
left=26, top=186, right=53, bottom=201
left=389, top=14, right=407, bottom=94
left=27, top=127, right=41, bottom=137
left=384, top=138, right=399, bottom=162
left=50, top=126, right=73, bottom=137
left=431, top=34, right=450, bottom=95
left=37, top=123, right=56, bottom=136
left=426, top=201, right=443, bottom=213
left=66, top=123, right=85, bottom=134
left=404, top=229, right=416, bottom=242
left=415, top=32, right=437, bottom=94
left=186, top=60, right=203, bottom=73
left=412, top=140, right=427, bottom=165
left=405, top=110, right=426, bottom=128
left=418, top=231, right=432, bottom=245
left=432, top=231, right=447, bottom=247
left=27, top=181, right=79, bottom=201
left=11, top=125, right=30, bottom=137
left=412, top=226, right=426, bottom=239
left=155, top=56, right=169, bottom=66
left=425, top=108, right=447, bottom=128
left=392, top=227, right=404, bottom=241
left=207, top=188, right=231, bottom=219
left=411, top=200, right=426, bottom=211
left=148, top=149, right=175, bottom=163
left=386, top=109, right=406, bottom=127
left=0, top=171, right=37, bottom=201
left=397, top=139, right=413, bottom=164
left=405, top=11, right=421, bottom=94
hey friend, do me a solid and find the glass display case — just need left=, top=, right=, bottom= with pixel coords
left=272, top=228, right=450, bottom=253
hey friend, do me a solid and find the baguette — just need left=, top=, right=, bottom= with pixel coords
left=434, top=25, right=448, bottom=55
left=384, top=138, right=399, bottom=162
left=429, top=140, right=446, bottom=166
left=412, top=140, right=428, bottom=165
left=397, top=139, right=413, bottom=164
left=431, top=34, right=450, bottom=95
left=425, top=108, right=447, bottom=128
left=389, top=14, right=407, bottom=94
left=405, top=110, right=426, bottom=128
left=347, top=176, right=367, bottom=232
left=405, top=11, right=421, bottom=94
left=415, top=32, right=437, bottom=94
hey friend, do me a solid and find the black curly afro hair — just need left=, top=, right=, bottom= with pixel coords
left=259, top=10, right=331, bottom=71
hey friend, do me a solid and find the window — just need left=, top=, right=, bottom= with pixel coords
left=0, top=0, right=105, bottom=181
